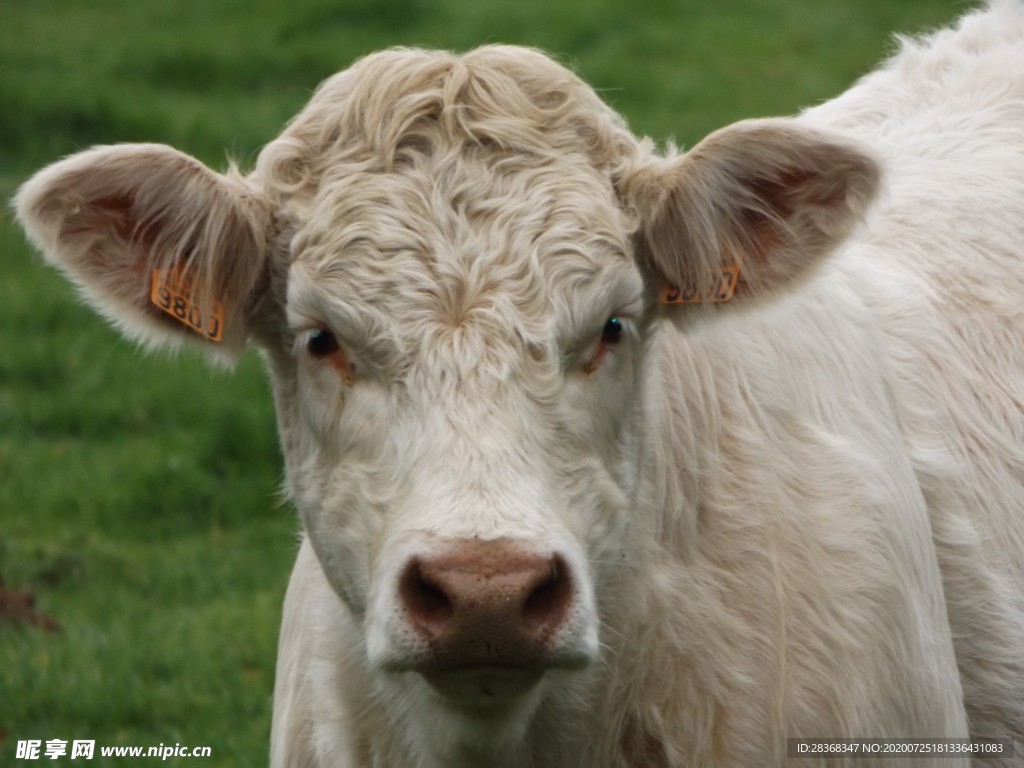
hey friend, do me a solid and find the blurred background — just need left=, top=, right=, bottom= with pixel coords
left=1, top=0, right=965, bottom=764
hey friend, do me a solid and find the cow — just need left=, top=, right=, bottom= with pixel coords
left=14, top=1, right=1024, bottom=765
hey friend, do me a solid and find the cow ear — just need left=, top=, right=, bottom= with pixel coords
left=14, top=144, right=273, bottom=362
left=622, top=119, right=879, bottom=308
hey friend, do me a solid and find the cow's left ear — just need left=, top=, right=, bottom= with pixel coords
left=14, top=144, right=274, bottom=362
left=621, top=118, right=879, bottom=307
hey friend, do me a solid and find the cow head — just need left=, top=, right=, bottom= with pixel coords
left=15, top=45, right=877, bottom=759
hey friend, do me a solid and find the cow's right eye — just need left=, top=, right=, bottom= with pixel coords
left=307, top=329, right=340, bottom=358
left=305, top=328, right=355, bottom=382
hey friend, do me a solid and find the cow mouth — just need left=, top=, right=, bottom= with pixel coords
left=422, top=665, right=545, bottom=704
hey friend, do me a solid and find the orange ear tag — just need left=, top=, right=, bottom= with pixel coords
left=660, top=263, right=741, bottom=305
left=149, top=267, right=225, bottom=342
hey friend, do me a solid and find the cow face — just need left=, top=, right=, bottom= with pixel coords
left=254, top=55, right=653, bottom=732
left=15, top=44, right=877, bottom=751
left=277, top=146, right=643, bottom=710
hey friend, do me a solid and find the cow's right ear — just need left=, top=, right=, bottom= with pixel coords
left=14, top=144, right=273, bottom=362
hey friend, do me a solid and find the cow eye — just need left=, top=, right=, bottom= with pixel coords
left=583, top=315, right=626, bottom=374
left=304, top=328, right=356, bottom=382
left=307, top=328, right=340, bottom=358
left=602, top=316, right=624, bottom=344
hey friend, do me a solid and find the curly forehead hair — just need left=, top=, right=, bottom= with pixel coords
left=255, top=45, right=647, bottom=201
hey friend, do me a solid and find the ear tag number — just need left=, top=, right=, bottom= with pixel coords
left=660, top=263, right=741, bottom=305
left=149, top=267, right=225, bottom=342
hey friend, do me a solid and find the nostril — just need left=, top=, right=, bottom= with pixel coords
left=522, top=555, right=572, bottom=630
left=399, top=560, right=454, bottom=632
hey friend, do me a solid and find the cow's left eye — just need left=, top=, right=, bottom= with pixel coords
left=584, top=315, right=626, bottom=374
left=602, top=316, right=624, bottom=344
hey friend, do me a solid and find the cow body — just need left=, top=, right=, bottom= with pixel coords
left=15, top=2, right=1024, bottom=766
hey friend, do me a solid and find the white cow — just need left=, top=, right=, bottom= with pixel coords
left=15, top=1, right=1024, bottom=765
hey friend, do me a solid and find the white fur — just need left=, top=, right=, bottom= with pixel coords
left=13, top=3, right=1024, bottom=765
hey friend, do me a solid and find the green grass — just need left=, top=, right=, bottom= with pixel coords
left=1, top=0, right=966, bottom=764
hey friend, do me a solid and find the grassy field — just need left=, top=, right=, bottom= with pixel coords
left=1, top=1, right=967, bottom=764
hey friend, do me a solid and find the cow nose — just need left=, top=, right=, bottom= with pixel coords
left=398, top=538, right=573, bottom=668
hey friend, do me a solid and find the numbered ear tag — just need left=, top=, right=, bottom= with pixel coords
left=659, top=263, right=741, bottom=305
left=149, top=267, right=225, bottom=342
